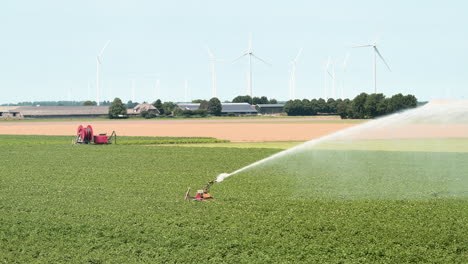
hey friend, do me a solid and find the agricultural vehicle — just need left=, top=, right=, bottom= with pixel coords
left=75, top=125, right=117, bottom=145
left=185, top=179, right=216, bottom=201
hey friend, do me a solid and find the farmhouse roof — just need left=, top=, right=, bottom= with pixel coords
left=133, top=104, right=159, bottom=113
left=256, top=104, right=285, bottom=108
left=0, top=106, right=21, bottom=112
left=11, top=106, right=109, bottom=116
left=222, top=103, right=257, bottom=113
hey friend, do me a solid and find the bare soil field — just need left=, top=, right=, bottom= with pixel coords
left=0, top=118, right=358, bottom=142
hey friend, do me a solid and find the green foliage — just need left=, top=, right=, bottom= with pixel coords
left=126, top=100, right=139, bottom=108
left=269, top=98, right=278, bottom=104
left=284, top=99, right=304, bottom=116
left=283, top=93, right=418, bottom=119
left=232, top=95, right=253, bottom=104
left=208, top=97, right=222, bottom=116
left=0, top=136, right=466, bottom=263
left=199, top=100, right=209, bottom=110
left=108, top=98, right=127, bottom=119
left=337, top=99, right=351, bottom=119
left=82, top=100, right=97, bottom=106
left=140, top=111, right=156, bottom=119
left=152, top=99, right=163, bottom=115
left=161, top=102, right=176, bottom=116
left=176, top=109, right=208, bottom=118
left=252, top=96, right=269, bottom=105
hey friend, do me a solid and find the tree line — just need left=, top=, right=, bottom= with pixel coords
left=109, top=95, right=280, bottom=119
left=108, top=97, right=223, bottom=119
left=284, top=93, right=418, bottom=118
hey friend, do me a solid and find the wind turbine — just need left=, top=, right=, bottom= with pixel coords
left=207, top=47, right=224, bottom=98
left=323, top=58, right=330, bottom=99
left=322, top=57, right=334, bottom=99
left=327, top=57, right=336, bottom=99
left=131, top=79, right=136, bottom=102
left=184, top=80, right=189, bottom=102
left=232, top=34, right=270, bottom=98
left=353, top=39, right=391, bottom=93
left=96, top=40, right=110, bottom=106
left=154, top=79, right=160, bottom=99
left=341, top=53, right=350, bottom=99
left=289, top=48, right=303, bottom=100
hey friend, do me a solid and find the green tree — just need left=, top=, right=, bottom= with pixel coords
left=83, top=100, right=97, bottom=106
left=309, top=99, right=319, bottom=115
left=108, top=98, right=127, bottom=119
left=284, top=99, right=304, bottom=116
left=126, top=100, right=138, bottom=108
left=337, top=99, right=351, bottom=119
left=350, top=93, right=368, bottom=118
left=316, top=98, right=327, bottom=113
left=387, top=93, right=405, bottom=113
left=199, top=100, right=209, bottom=110
left=253, top=96, right=269, bottom=105
left=326, top=98, right=337, bottom=113
left=403, top=94, right=418, bottom=109
left=162, top=102, right=176, bottom=116
left=232, top=95, right=253, bottom=104
left=364, top=93, right=386, bottom=118
left=152, top=99, right=163, bottom=115
left=207, top=97, right=222, bottom=116
left=269, top=98, right=278, bottom=104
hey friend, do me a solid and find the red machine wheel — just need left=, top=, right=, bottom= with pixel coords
left=86, top=125, right=93, bottom=142
left=77, top=125, right=83, bottom=137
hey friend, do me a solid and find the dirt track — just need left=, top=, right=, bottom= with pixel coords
left=0, top=118, right=357, bottom=142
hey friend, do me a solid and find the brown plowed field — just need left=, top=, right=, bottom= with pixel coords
left=0, top=118, right=358, bottom=142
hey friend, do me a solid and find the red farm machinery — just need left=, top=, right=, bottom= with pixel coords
left=75, top=125, right=117, bottom=145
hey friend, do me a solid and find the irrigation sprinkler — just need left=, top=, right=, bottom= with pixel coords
left=75, top=125, right=117, bottom=145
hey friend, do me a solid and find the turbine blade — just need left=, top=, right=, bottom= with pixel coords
left=374, top=47, right=391, bottom=71
left=293, top=48, right=303, bottom=62
left=251, top=53, right=271, bottom=66
left=343, top=52, right=350, bottom=68
left=206, top=47, right=214, bottom=58
left=326, top=56, right=332, bottom=69
left=327, top=69, right=334, bottom=79
left=352, top=44, right=372, bottom=48
left=231, top=53, right=248, bottom=64
left=99, top=40, right=111, bottom=57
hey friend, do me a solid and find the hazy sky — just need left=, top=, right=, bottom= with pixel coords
left=1, top=0, right=467, bottom=104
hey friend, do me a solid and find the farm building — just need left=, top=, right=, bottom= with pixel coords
left=177, top=103, right=200, bottom=111
left=222, top=103, right=257, bottom=115
left=176, top=102, right=258, bottom=116
left=131, top=104, right=160, bottom=115
left=256, top=104, right=285, bottom=115
left=0, top=106, right=109, bottom=118
left=0, top=106, right=22, bottom=118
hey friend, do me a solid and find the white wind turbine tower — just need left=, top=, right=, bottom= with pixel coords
left=96, top=40, right=111, bottom=106
left=327, top=58, right=336, bottom=98
left=341, top=53, right=350, bottom=99
left=207, top=47, right=224, bottom=98
left=154, top=79, right=160, bottom=99
left=232, top=34, right=271, bottom=97
left=323, top=59, right=330, bottom=99
left=131, top=79, right=136, bottom=102
left=289, top=48, right=303, bottom=100
left=184, top=80, right=189, bottom=102
left=353, top=39, right=391, bottom=93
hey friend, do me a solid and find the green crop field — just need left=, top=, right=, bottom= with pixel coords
left=0, top=135, right=467, bottom=263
